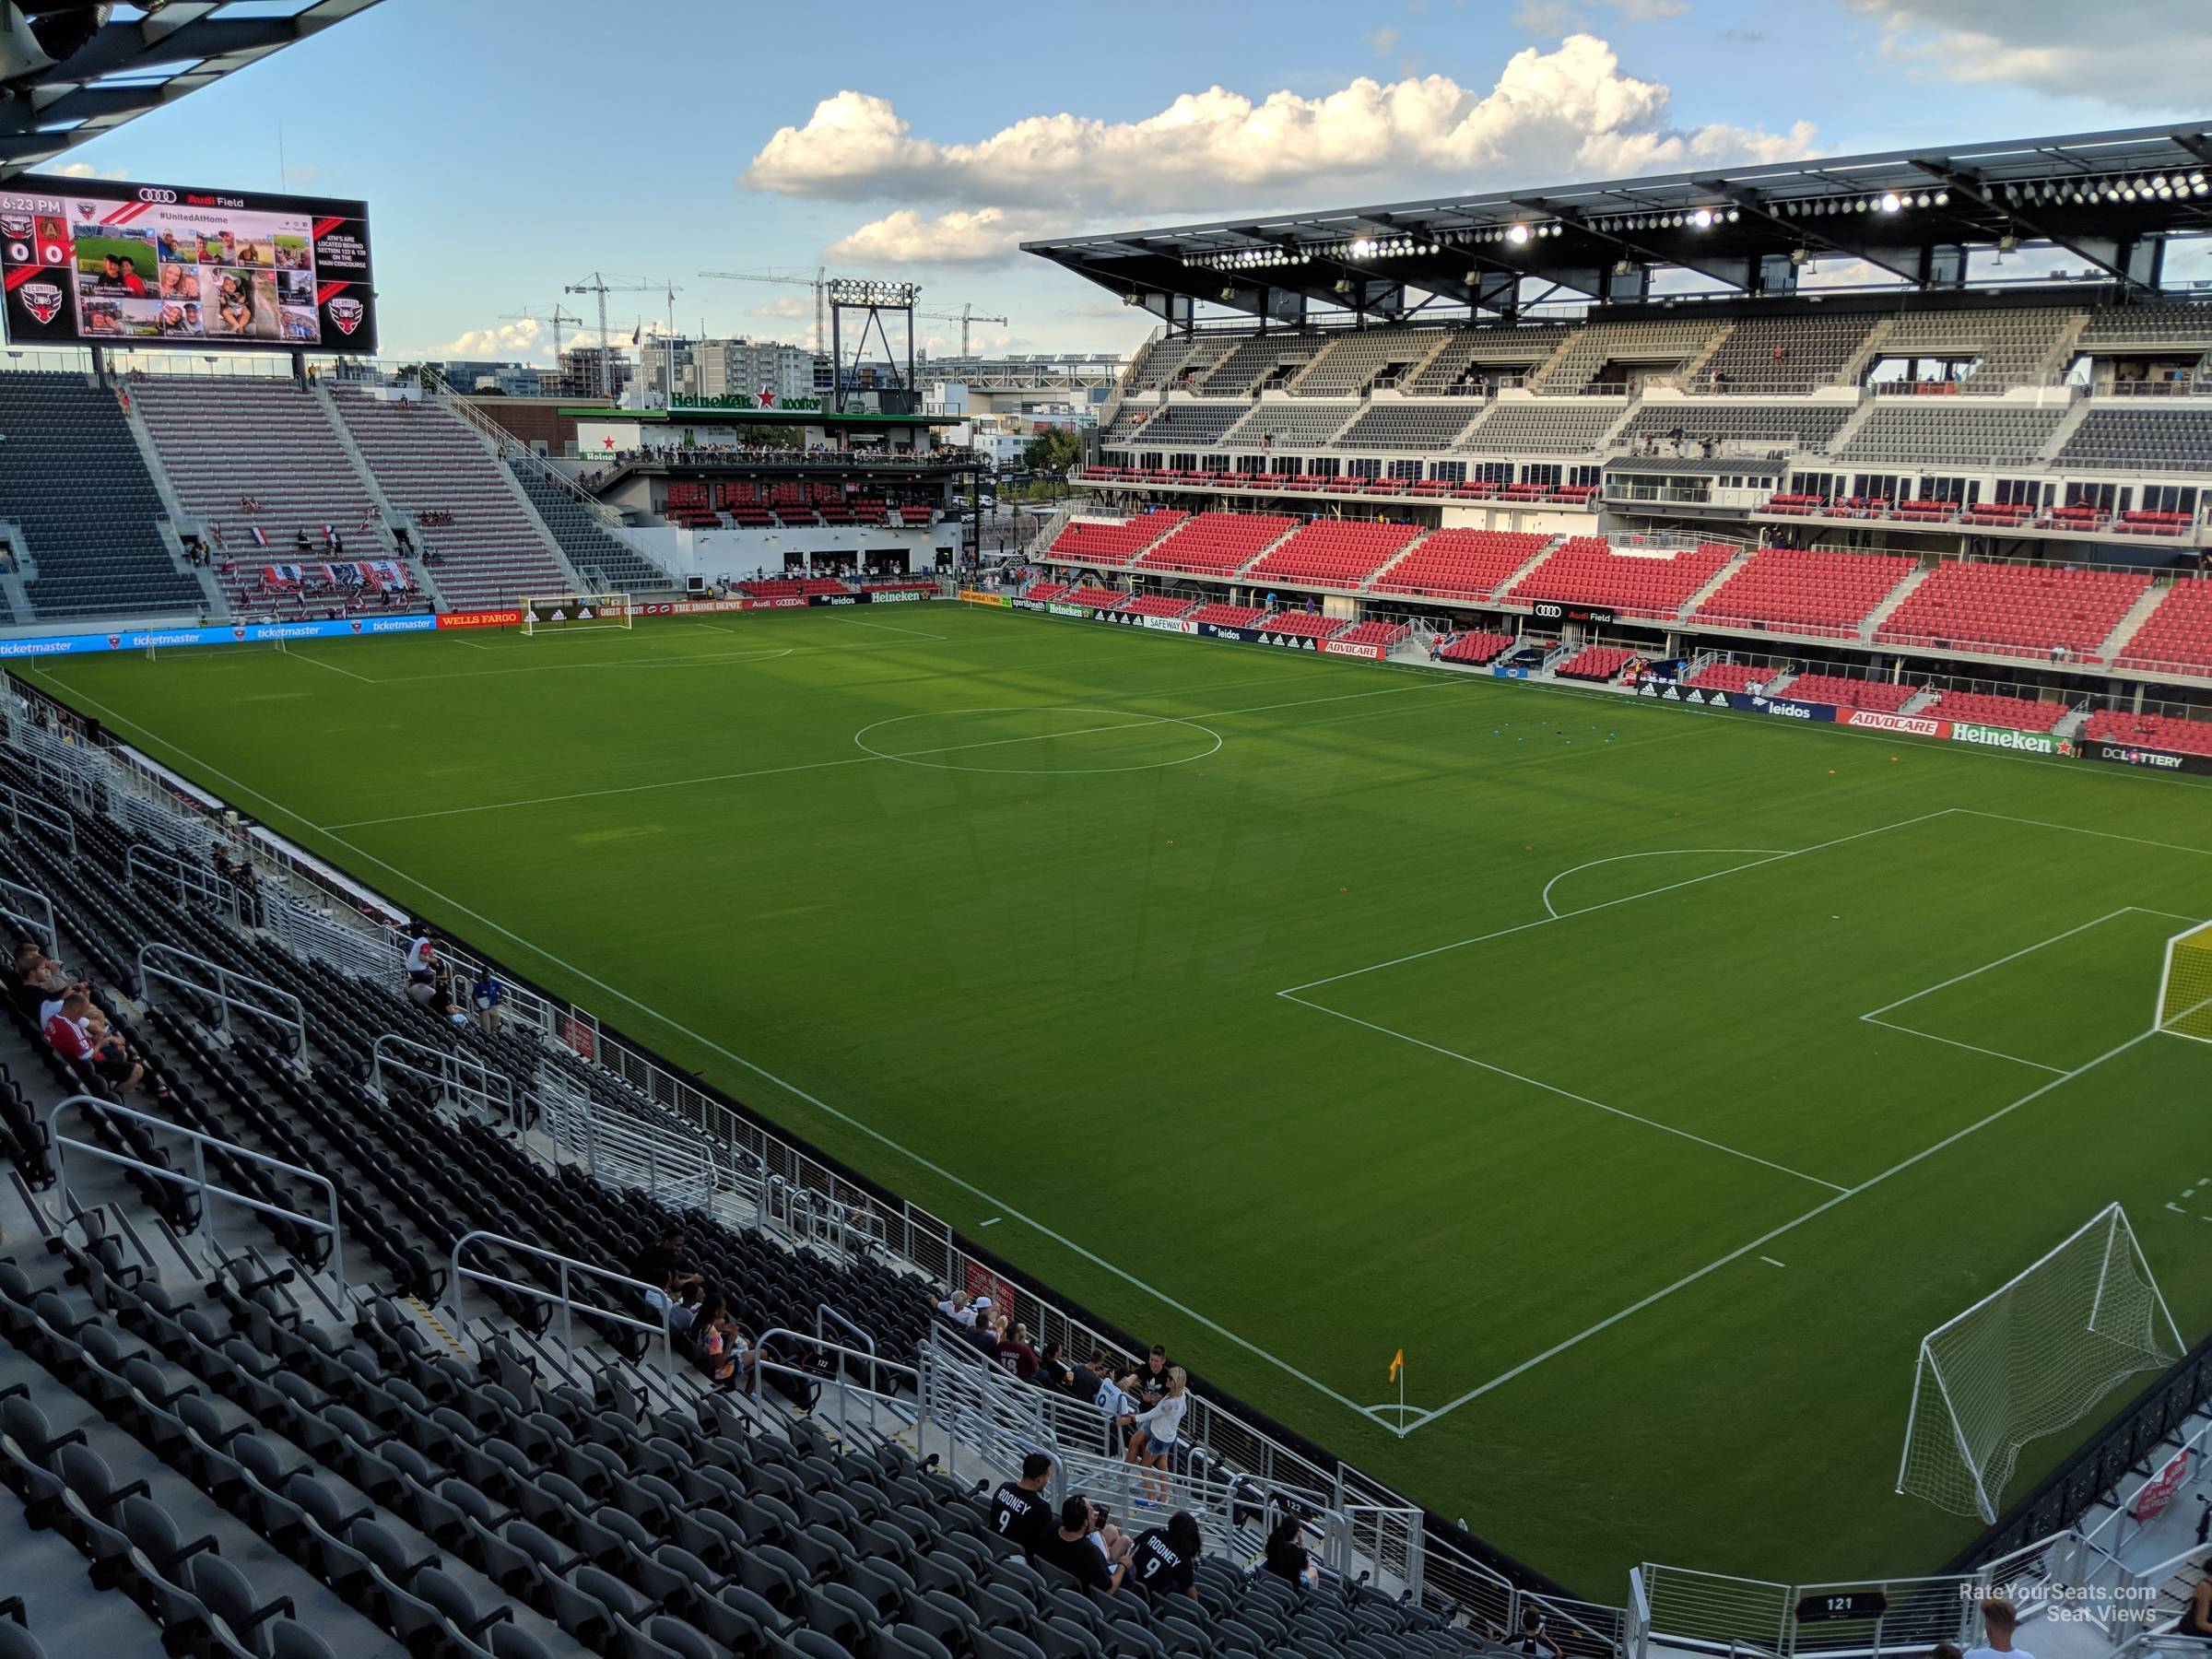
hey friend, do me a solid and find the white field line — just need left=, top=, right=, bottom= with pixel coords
left=1393, top=1017, right=2175, bottom=1434
left=1857, top=903, right=2206, bottom=1071
left=30, top=677, right=1397, bottom=1430
left=1279, top=991, right=1850, bottom=1193
left=1280, top=808, right=1961, bottom=996
left=326, top=679, right=1443, bottom=830
left=1953, top=808, right=2212, bottom=862
left=1538, top=849, right=1785, bottom=919
left=844, top=617, right=947, bottom=641
left=285, top=648, right=377, bottom=685
left=1858, top=1017, right=2066, bottom=1075
left=1861, top=908, right=2148, bottom=1020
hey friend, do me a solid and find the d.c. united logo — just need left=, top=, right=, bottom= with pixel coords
left=105, top=635, right=121, bottom=650
left=19, top=281, right=63, bottom=324
left=326, top=295, right=364, bottom=335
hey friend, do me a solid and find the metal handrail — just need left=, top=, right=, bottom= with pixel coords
left=0, top=871, right=55, bottom=948
left=749, top=1327, right=919, bottom=1426
left=124, top=842, right=238, bottom=920
left=369, top=1033, right=514, bottom=1123
left=135, top=943, right=305, bottom=1057
left=47, top=1093, right=346, bottom=1294
left=0, top=780, right=76, bottom=854
left=447, top=1229, right=675, bottom=1386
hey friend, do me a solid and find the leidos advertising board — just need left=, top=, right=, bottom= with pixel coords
left=1, top=173, right=375, bottom=352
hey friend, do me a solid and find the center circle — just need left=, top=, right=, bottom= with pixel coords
left=853, top=705, right=1224, bottom=775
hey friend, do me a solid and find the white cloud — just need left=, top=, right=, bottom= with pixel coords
left=742, top=35, right=1813, bottom=218
left=824, top=206, right=1065, bottom=267
left=1364, top=26, right=1400, bottom=55
left=437, top=318, right=552, bottom=359
left=1604, top=0, right=1688, bottom=18
left=1854, top=1, right=2212, bottom=103
left=748, top=294, right=813, bottom=319
left=55, top=161, right=126, bottom=180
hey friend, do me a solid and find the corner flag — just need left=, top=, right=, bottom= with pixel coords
left=1388, top=1348, right=1404, bottom=1383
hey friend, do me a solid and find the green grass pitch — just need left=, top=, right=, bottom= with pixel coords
left=30, top=602, right=2212, bottom=1594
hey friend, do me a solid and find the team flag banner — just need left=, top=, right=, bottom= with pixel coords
left=266, top=564, right=301, bottom=587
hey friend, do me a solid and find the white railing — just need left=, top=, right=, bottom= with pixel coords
left=434, top=384, right=629, bottom=532
left=48, top=1093, right=347, bottom=1294
left=0, top=871, right=55, bottom=949
left=135, top=942, right=306, bottom=1058
left=124, top=842, right=240, bottom=922
left=370, top=1032, right=515, bottom=1124
left=446, top=1229, right=676, bottom=1388
left=535, top=1065, right=718, bottom=1209
left=0, top=780, right=76, bottom=855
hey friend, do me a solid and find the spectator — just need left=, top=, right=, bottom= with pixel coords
left=1039, top=1496, right=1125, bottom=1594
left=470, top=968, right=504, bottom=1032
left=1032, top=1340, right=1077, bottom=1394
left=11, top=942, right=66, bottom=1021
left=405, top=925, right=439, bottom=986
left=1262, top=1515, right=1318, bottom=1586
left=933, top=1288, right=982, bottom=1328
left=1965, top=1598, right=2030, bottom=1659
left=634, top=1226, right=702, bottom=1332
left=1123, top=1366, right=1188, bottom=1502
left=987, top=1452, right=1054, bottom=1556
left=1135, top=1344, right=1171, bottom=1404
left=2183, top=1560, right=2212, bottom=1641
left=42, top=988, right=96, bottom=1066
left=995, top=1319, right=1041, bottom=1381
left=1510, top=1609, right=1564, bottom=1659
left=1128, top=1512, right=1203, bottom=1600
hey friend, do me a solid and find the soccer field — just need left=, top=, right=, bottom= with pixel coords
left=29, top=601, right=2212, bottom=1594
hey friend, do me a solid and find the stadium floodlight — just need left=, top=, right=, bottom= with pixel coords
left=1878, top=191, right=1902, bottom=213
left=1506, top=223, right=1532, bottom=245
left=1898, top=1204, right=2179, bottom=1524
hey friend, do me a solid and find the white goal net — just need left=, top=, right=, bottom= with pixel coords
left=521, top=592, right=632, bottom=635
left=1898, top=1204, right=2181, bottom=1523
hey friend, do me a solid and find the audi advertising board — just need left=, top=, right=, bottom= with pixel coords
left=1, top=172, right=375, bottom=352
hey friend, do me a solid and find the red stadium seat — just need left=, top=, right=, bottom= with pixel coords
left=1370, top=529, right=1550, bottom=602
left=1509, top=538, right=1735, bottom=621
left=1875, top=563, right=2149, bottom=661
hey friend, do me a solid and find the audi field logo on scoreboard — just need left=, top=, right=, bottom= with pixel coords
left=19, top=281, right=63, bottom=324
left=136, top=189, right=179, bottom=204
left=326, top=295, right=364, bottom=335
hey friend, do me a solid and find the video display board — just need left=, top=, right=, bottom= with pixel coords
left=0, top=172, right=375, bottom=352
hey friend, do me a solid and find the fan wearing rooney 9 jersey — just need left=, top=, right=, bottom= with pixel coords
left=1130, top=1512, right=1203, bottom=1599
left=988, top=1452, right=1054, bottom=1556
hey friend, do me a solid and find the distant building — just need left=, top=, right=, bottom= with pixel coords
left=635, top=337, right=825, bottom=406
left=440, top=359, right=544, bottom=396
left=555, top=345, right=633, bottom=400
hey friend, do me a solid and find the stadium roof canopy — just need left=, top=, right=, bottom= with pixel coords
left=0, top=1, right=379, bottom=176
left=1025, top=121, right=2212, bottom=325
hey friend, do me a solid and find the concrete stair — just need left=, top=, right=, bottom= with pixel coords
left=1857, top=562, right=1936, bottom=640
left=2096, top=577, right=2173, bottom=662
left=1675, top=545, right=1757, bottom=619
left=2036, top=394, right=2095, bottom=463
left=1821, top=393, right=1883, bottom=457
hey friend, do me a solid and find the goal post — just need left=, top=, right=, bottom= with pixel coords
left=1898, top=1204, right=2182, bottom=1523
left=2156, top=920, right=2212, bottom=1043
left=520, top=592, right=633, bottom=636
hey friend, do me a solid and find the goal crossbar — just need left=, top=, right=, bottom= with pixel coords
left=1897, top=1203, right=2182, bottom=1524
left=520, top=592, right=633, bottom=635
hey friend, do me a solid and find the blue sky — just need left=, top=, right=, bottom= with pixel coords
left=43, top=0, right=2208, bottom=361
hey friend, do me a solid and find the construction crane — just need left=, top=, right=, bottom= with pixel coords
left=697, top=267, right=829, bottom=353
left=915, top=301, right=1009, bottom=358
left=563, top=274, right=684, bottom=397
